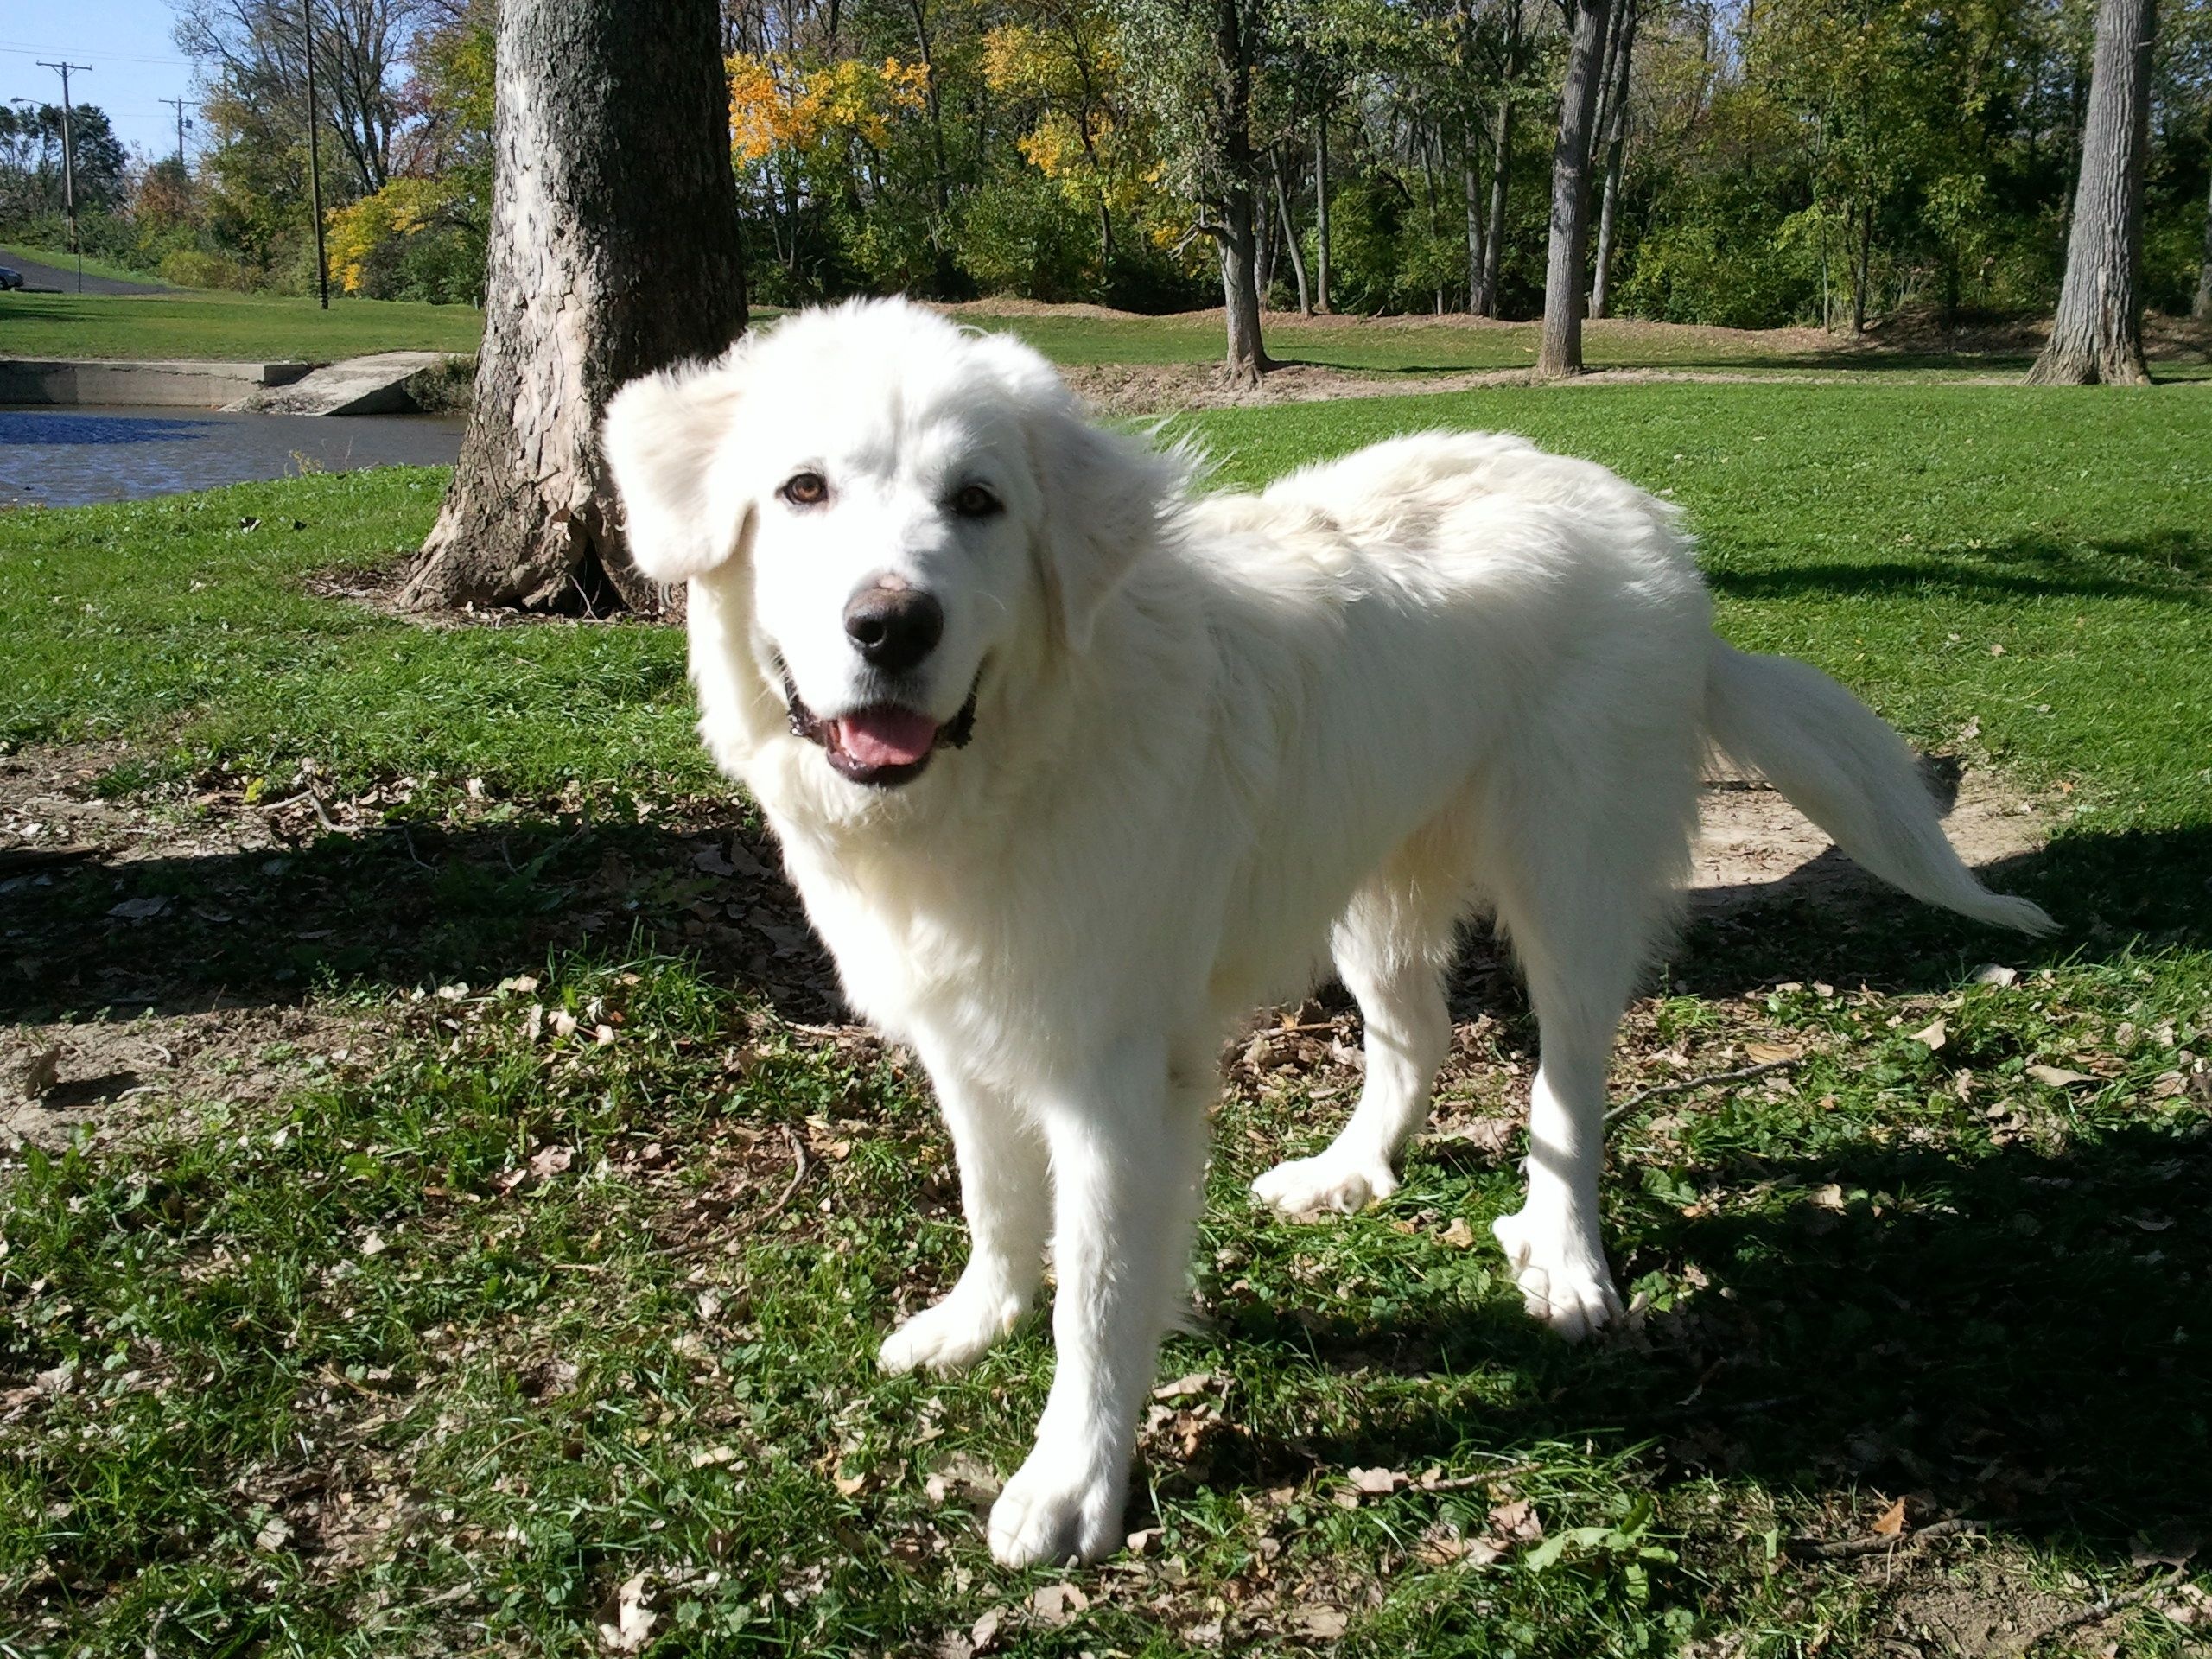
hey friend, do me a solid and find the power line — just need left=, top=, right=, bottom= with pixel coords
left=0, top=42, right=195, bottom=69
left=0, top=43, right=196, bottom=69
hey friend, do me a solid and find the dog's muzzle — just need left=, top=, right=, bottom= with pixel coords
left=781, top=667, right=979, bottom=788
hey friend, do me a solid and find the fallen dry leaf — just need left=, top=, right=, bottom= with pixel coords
left=1432, top=1117, right=1517, bottom=1156
left=599, top=1572, right=656, bottom=1653
left=1910, top=1017, right=1948, bottom=1052
left=969, top=1607, right=1006, bottom=1655
left=13, top=1044, right=60, bottom=1102
left=1153, top=1370, right=1220, bottom=1401
left=1488, top=1498, right=1542, bottom=1542
left=2028, top=1064, right=2095, bottom=1088
left=1296, top=1607, right=1350, bottom=1637
left=1346, top=1465, right=1403, bottom=1495
left=1745, top=1041, right=1802, bottom=1065
left=1440, top=1217, right=1478, bottom=1249
left=529, top=1145, right=575, bottom=1180
left=1871, top=1496, right=1908, bottom=1537
left=1030, top=1582, right=1089, bottom=1626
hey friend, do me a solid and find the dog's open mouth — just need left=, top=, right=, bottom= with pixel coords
left=783, top=673, right=979, bottom=787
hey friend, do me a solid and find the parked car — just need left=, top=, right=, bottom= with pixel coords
left=0, top=267, right=25, bottom=291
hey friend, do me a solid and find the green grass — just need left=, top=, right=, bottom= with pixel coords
left=0, top=245, right=173, bottom=288
left=3, top=378, right=2209, bottom=1656
left=0, top=289, right=483, bottom=363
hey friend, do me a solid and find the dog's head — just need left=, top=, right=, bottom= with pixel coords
left=605, top=298, right=1177, bottom=793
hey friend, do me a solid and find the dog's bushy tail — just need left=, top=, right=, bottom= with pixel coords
left=1704, top=643, right=2056, bottom=936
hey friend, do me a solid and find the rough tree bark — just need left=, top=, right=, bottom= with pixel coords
left=2029, top=0, right=2156, bottom=385
left=1536, top=0, right=1612, bottom=377
left=1477, top=0, right=1522, bottom=318
left=402, top=0, right=747, bottom=617
left=1589, top=0, right=1638, bottom=319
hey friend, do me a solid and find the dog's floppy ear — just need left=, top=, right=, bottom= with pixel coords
left=1032, top=406, right=1179, bottom=653
left=602, top=357, right=750, bottom=582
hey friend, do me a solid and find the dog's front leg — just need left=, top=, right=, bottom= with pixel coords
left=988, top=1037, right=1205, bottom=1568
left=880, top=1058, right=1049, bottom=1376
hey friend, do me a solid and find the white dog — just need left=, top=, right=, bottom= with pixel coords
left=602, top=298, right=2051, bottom=1567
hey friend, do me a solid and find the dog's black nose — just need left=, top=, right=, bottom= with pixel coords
left=843, top=583, right=944, bottom=673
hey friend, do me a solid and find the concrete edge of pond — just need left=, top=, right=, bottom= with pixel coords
left=0, top=357, right=313, bottom=409
left=0, top=353, right=474, bottom=416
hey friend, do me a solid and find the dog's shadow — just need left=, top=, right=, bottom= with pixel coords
left=1208, top=1120, right=2212, bottom=1554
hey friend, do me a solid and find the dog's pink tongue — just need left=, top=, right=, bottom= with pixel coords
left=836, top=707, right=939, bottom=769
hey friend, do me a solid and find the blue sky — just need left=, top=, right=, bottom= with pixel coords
left=2, top=1, right=206, bottom=166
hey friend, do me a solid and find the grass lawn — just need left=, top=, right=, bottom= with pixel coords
left=0, top=289, right=483, bottom=365
left=3, top=380, right=2209, bottom=1656
left=0, top=245, right=175, bottom=289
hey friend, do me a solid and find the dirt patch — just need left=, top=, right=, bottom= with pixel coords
left=4, top=1001, right=374, bottom=1150
left=1692, top=760, right=2046, bottom=914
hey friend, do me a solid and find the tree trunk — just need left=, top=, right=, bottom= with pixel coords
left=1536, top=0, right=1611, bottom=377
left=1313, top=106, right=1332, bottom=314
left=1477, top=0, right=1521, bottom=318
left=1589, top=0, right=1637, bottom=319
left=1851, top=199, right=1872, bottom=334
left=1274, top=157, right=1312, bottom=315
left=1464, top=148, right=1485, bottom=312
left=1217, top=186, right=1271, bottom=382
left=403, top=0, right=745, bottom=618
left=1253, top=178, right=1275, bottom=302
left=2196, top=163, right=2212, bottom=321
left=1211, top=0, right=1269, bottom=378
left=2030, top=0, right=2155, bottom=385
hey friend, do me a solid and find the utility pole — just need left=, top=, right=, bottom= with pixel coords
left=159, top=96, right=194, bottom=170
left=36, top=60, right=91, bottom=294
left=302, top=0, right=329, bottom=308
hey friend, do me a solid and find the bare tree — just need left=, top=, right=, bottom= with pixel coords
left=2028, top=0, right=2156, bottom=385
left=401, top=0, right=747, bottom=615
left=177, top=0, right=415, bottom=197
left=1537, top=0, right=1612, bottom=376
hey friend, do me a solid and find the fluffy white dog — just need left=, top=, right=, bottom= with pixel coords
left=603, top=298, right=2051, bottom=1567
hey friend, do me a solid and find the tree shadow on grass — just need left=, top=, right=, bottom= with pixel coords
left=0, top=811, right=843, bottom=1026
left=1707, top=529, right=2211, bottom=607
left=1218, top=1117, right=2212, bottom=1554
left=4, top=795, right=2206, bottom=1021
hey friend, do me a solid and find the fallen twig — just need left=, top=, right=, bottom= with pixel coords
left=756, top=1125, right=809, bottom=1224
left=1606, top=1057, right=1802, bottom=1122
left=1411, top=1460, right=1546, bottom=1493
left=1786, top=1517, right=1984, bottom=1560
left=1987, top=1565, right=2185, bottom=1656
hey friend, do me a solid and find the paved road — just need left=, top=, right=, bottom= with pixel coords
left=0, top=247, right=171, bottom=296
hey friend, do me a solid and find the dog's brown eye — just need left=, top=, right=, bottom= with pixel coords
left=951, top=482, right=1001, bottom=519
left=779, top=471, right=828, bottom=507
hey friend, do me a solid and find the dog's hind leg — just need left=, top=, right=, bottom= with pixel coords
left=1252, top=833, right=1462, bottom=1217
left=1484, top=778, right=1691, bottom=1339
left=879, top=1057, right=1050, bottom=1376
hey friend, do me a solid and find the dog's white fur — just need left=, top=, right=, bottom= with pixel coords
left=603, top=298, right=2052, bottom=1567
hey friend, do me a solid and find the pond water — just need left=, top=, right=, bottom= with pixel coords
left=0, top=406, right=465, bottom=508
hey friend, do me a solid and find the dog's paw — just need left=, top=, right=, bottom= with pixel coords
left=986, top=1442, right=1127, bottom=1568
left=1251, top=1150, right=1399, bottom=1217
left=877, top=1284, right=1024, bottom=1376
left=1491, top=1207, right=1623, bottom=1340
